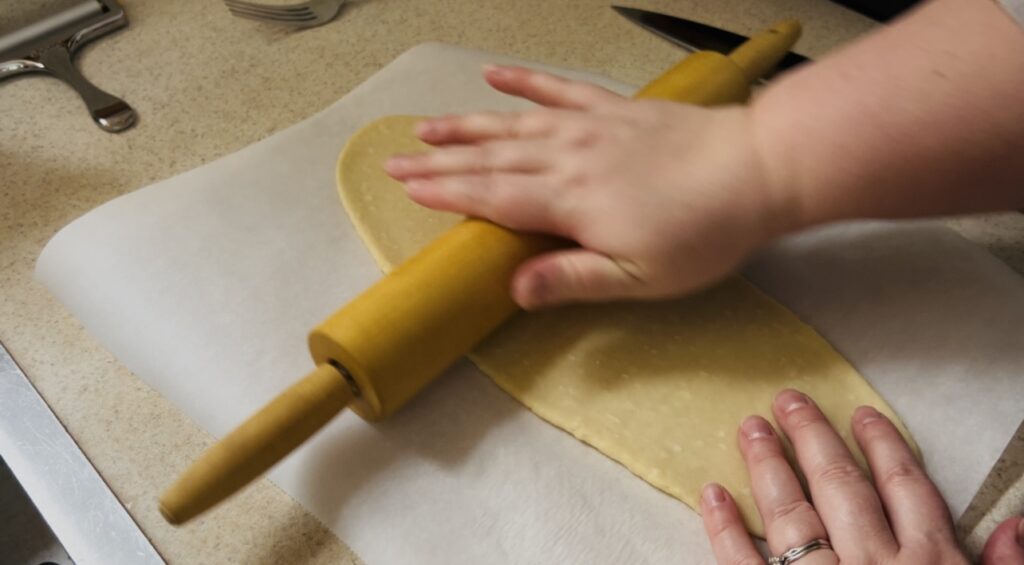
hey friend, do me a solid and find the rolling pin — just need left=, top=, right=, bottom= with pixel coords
left=159, top=20, right=802, bottom=525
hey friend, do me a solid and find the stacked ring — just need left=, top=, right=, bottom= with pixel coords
left=767, top=539, right=832, bottom=565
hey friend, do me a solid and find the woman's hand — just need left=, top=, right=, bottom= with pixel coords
left=700, top=390, right=1024, bottom=565
left=386, top=66, right=797, bottom=310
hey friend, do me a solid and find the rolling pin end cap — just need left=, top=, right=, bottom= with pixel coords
left=770, top=19, right=801, bottom=37
left=158, top=499, right=182, bottom=525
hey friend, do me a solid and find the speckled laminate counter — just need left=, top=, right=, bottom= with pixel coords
left=1, top=0, right=1021, bottom=562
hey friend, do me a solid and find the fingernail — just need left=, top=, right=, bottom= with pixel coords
left=415, top=120, right=441, bottom=138
left=740, top=416, right=774, bottom=440
left=702, top=483, right=726, bottom=507
left=855, top=405, right=883, bottom=425
left=404, top=178, right=431, bottom=195
left=414, top=121, right=432, bottom=136
left=483, top=63, right=512, bottom=78
left=518, top=272, right=551, bottom=310
left=385, top=156, right=407, bottom=173
left=777, top=389, right=810, bottom=414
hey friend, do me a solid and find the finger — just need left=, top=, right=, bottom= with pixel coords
left=404, top=173, right=562, bottom=235
left=700, top=483, right=763, bottom=565
left=510, top=249, right=644, bottom=309
left=737, top=416, right=832, bottom=558
left=982, top=516, right=1024, bottom=565
left=852, top=406, right=957, bottom=544
left=386, top=140, right=553, bottom=180
left=414, top=110, right=559, bottom=145
left=483, top=64, right=624, bottom=110
left=773, top=390, right=898, bottom=558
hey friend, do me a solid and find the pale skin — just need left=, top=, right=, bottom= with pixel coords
left=386, top=0, right=1024, bottom=560
left=704, top=390, right=970, bottom=564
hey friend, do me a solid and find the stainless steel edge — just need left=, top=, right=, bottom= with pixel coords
left=0, top=343, right=165, bottom=565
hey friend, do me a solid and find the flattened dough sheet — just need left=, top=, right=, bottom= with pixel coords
left=337, top=115, right=917, bottom=534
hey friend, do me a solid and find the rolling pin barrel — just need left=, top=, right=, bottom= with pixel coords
left=159, top=20, right=801, bottom=524
left=312, top=19, right=802, bottom=418
left=309, top=221, right=562, bottom=420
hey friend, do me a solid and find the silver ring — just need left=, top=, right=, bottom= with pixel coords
left=767, top=538, right=832, bottom=565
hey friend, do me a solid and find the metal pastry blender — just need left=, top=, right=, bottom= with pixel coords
left=159, top=20, right=803, bottom=525
left=0, top=0, right=135, bottom=132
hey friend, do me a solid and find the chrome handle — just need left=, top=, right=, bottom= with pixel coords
left=36, top=45, right=135, bottom=132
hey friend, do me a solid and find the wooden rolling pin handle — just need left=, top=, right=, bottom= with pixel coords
left=634, top=19, right=800, bottom=103
left=728, top=20, right=802, bottom=84
left=159, top=363, right=355, bottom=524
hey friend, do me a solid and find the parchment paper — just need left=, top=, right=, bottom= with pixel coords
left=36, top=44, right=1024, bottom=565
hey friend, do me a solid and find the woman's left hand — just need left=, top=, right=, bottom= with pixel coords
left=700, top=389, right=970, bottom=565
left=385, top=65, right=792, bottom=310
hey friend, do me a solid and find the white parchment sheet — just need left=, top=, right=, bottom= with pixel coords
left=36, top=44, right=1024, bottom=564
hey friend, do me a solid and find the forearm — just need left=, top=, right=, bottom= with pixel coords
left=752, top=0, right=1024, bottom=230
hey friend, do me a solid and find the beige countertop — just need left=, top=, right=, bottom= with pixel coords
left=1, top=0, right=1022, bottom=562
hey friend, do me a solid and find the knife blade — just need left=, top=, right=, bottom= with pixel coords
left=612, top=6, right=811, bottom=81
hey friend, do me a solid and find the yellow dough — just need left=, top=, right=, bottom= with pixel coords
left=338, top=115, right=918, bottom=535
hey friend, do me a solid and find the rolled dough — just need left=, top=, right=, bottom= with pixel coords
left=337, top=115, right=917, bottom=536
